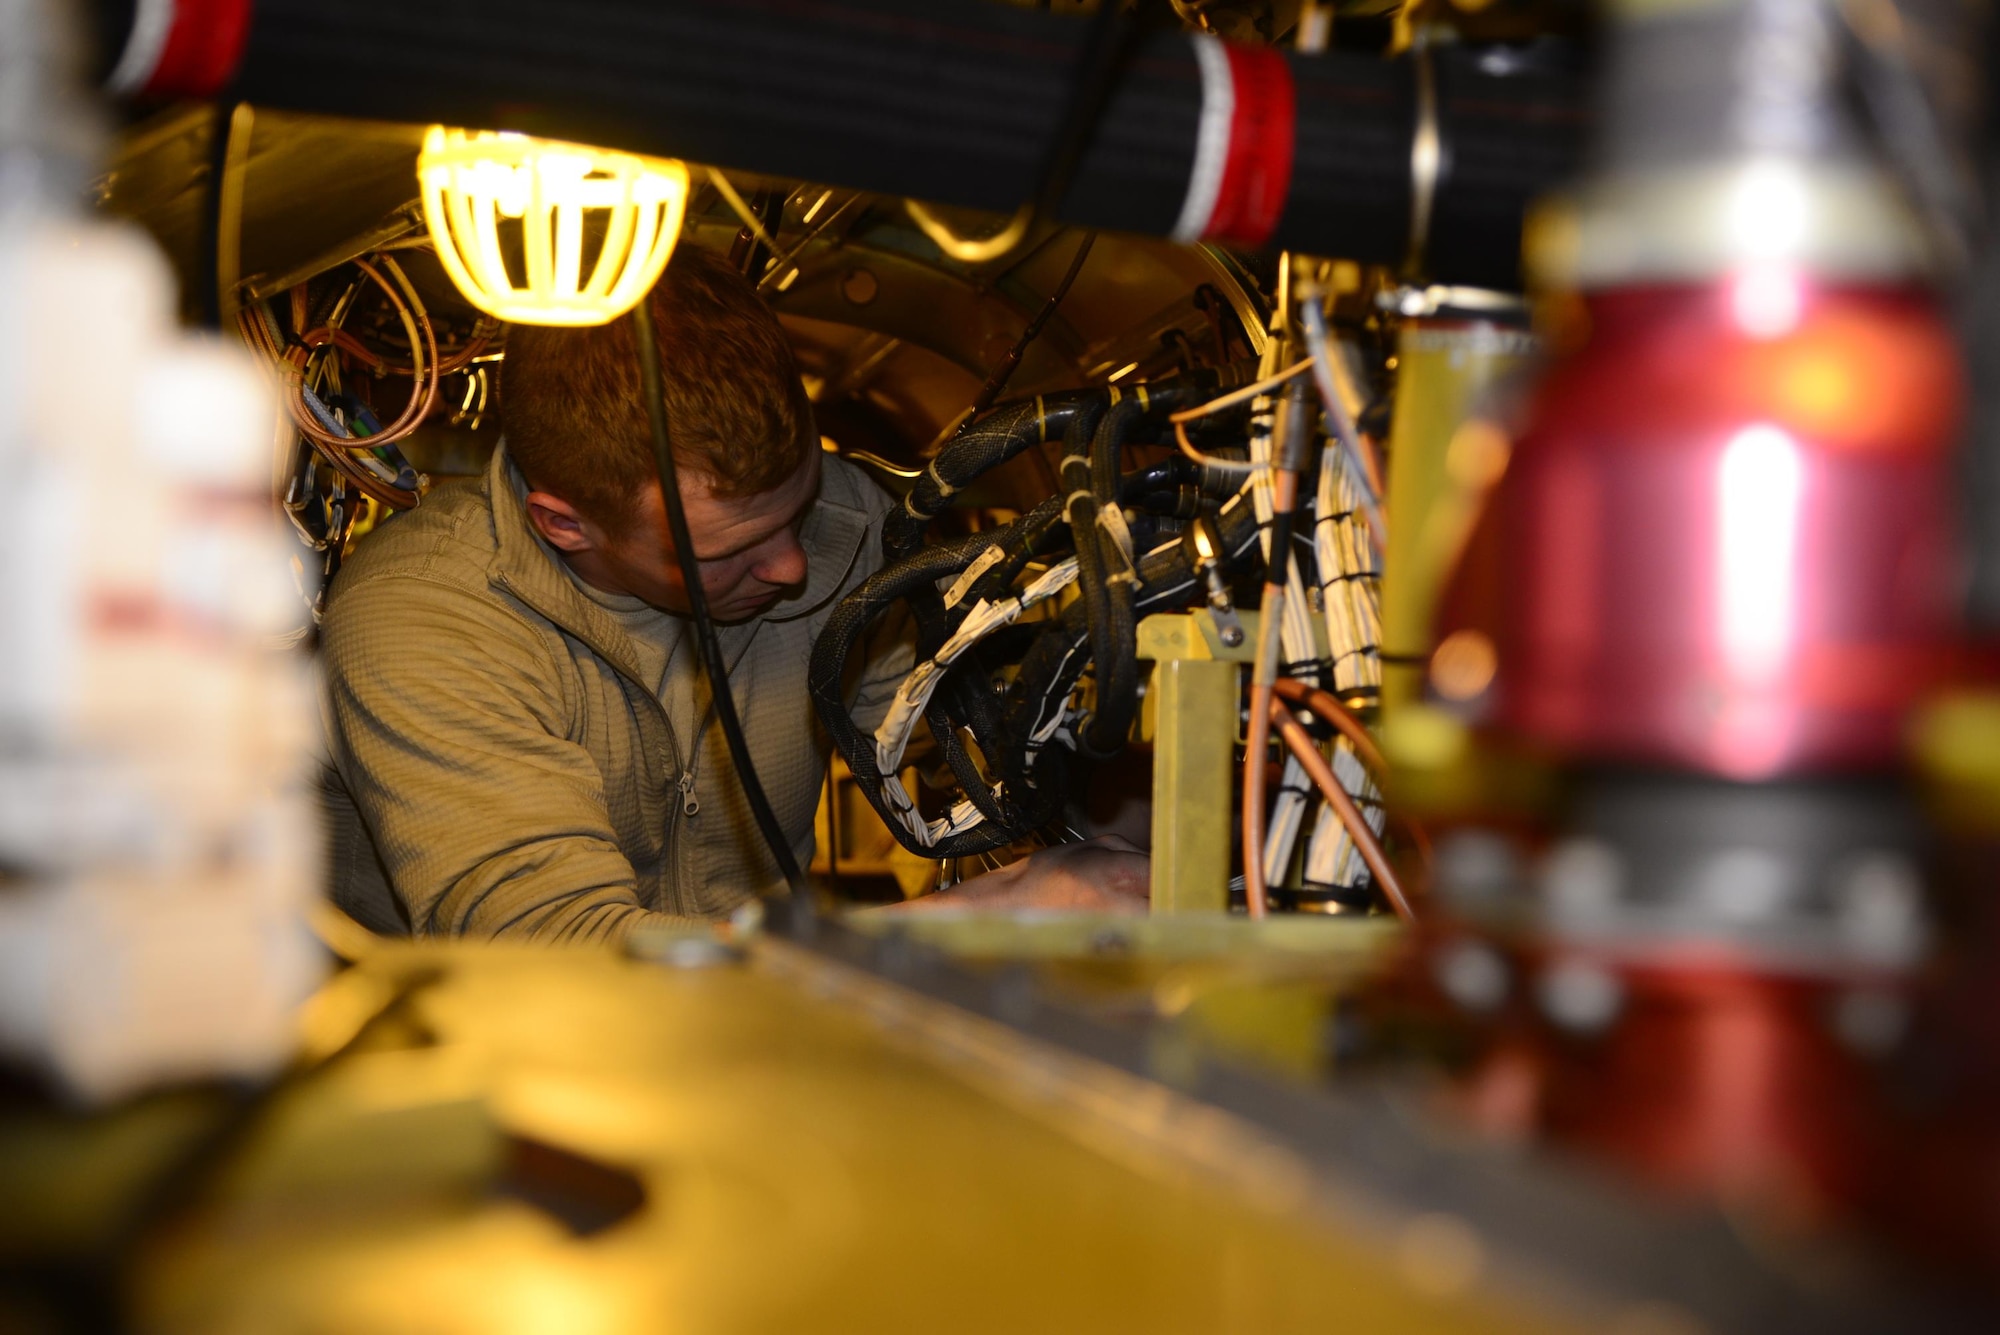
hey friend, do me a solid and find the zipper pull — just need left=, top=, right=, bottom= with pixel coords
left=678, top=770, right=700, bottom=817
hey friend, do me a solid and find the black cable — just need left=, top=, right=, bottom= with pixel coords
left=629, top=301, right=809, bottom=903
left=1029, top=0, right=1151, bottom=223
left=195, top=102, right=236, bottom=330
left=961, top=230, right=1096, bottom=426
left=883, top=389, right=1098, bottom=560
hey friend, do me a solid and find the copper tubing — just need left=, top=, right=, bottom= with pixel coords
left=1167, top=357, right=1315, bottom=424
left=1268, top=697, right=1416, bottom=924
left=238, top=253, right=439, bottom=510
left=274, top=259, right=430, bottom=448
left=305, top=322, right=493, bottom=378
left=1242, top=641, right=1277, bottom=919
left=323, top=256, right=440, bottom=447
left=240, top=300, right=419, bottom=510
left=1272, top=677, right=1386, bottom=776
left=1170, top=358, right=1316, bottom=477
left=1174, top=418, right=1261, bottom=475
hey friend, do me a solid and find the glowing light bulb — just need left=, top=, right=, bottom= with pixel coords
left=418, top=127, right=689, bottom=327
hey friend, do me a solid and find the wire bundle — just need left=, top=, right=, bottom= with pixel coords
left=235, top=252, right=459, bottom=512
left=810, top=372, right=1263, bottom=860
left=811, top=308, right=1411, bottom=920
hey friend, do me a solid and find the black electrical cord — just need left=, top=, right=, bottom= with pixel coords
left=1029, top=0, right=1151, bottom=223
left=196, top=102, right=237, bottom=330
left=961, top=230, right=1096, bottom=429
left=629, top=301, right=809, bottom=903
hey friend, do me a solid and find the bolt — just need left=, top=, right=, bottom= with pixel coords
left=1696, top=848, right=1795, bottom=923
left=1435, top=829, right=1519, bottom=912
left=1435, top=940, right=1509, bottom=1013
left=1832, top=852, right=1926, bottom=965
left=1538, top=959, right=1623, bottom=1034
left=1539, top=839, right=1625, bottom=928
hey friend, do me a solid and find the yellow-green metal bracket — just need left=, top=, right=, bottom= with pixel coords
left=1137, top=611, right=1259, bottom=914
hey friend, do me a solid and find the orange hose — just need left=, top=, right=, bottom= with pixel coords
left=1269, top=697, right=1416, bottom=925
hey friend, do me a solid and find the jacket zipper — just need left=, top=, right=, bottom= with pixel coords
left=676, top=705, right=716, bottom=817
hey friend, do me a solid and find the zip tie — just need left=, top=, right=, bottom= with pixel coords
left=1097, top=500, right=1137, bottom=563
left=924, top=460, right=958, bottom=499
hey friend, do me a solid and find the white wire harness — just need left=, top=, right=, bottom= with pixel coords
left=870, top=556, right=1081, bottom=848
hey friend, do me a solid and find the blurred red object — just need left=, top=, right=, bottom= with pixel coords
left=1475, top=277, right=1962, bottom=777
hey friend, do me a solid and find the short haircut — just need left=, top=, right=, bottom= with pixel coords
left=501, top=244, right=816, bottom=535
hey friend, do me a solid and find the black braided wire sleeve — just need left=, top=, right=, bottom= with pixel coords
left=918, top=493, right=1073, bottom=828
left=814, top=369, right=1276, bottom=860
left=1067, top=401, right=1140, bottom=758
left=1003, top=484, right=1265, bottom=754
left=882, top=390, right=1101, bottom=561
left=883, top=362, right=1257, bottom=563
left=1070, top=380, right=1220, bottom=758
left=811, top=481, right=1266, bottom=860
left=808, top=530, right=1034, bottom=860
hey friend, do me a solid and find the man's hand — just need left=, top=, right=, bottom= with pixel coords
left=877, top=836, right=1150, bottom=914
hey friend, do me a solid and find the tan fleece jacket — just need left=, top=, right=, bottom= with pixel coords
left=319, top=444, right=907, bottom=943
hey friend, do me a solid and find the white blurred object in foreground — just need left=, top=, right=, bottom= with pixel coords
left=0, top=217, right=323, bottom=1101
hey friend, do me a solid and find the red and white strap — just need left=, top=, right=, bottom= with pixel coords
left=105, top=0, right=254, bottom=100
left=1171, top=34, right=1296, bottom=249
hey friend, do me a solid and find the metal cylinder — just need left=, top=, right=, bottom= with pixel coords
left=1377, top=292, right=1537, bottom=720
left=1487, top=281, right=1960, bottom=777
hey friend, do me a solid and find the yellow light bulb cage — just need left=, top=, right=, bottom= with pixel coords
left=418, top=127, right=690, bottom=327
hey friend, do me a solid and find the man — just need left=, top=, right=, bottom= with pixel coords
left=320, top=245, right=1144, bottom=942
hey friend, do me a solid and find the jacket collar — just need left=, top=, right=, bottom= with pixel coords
left=483, top=444, right=869, bottom=684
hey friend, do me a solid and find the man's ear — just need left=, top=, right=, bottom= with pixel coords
left=524, top=491, right=600, bottom=554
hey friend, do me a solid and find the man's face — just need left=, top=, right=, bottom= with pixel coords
left=527, top=452, right=822, bottom=623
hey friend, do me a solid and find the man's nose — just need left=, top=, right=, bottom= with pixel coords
left=751, top=530, right=809, bottom=588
